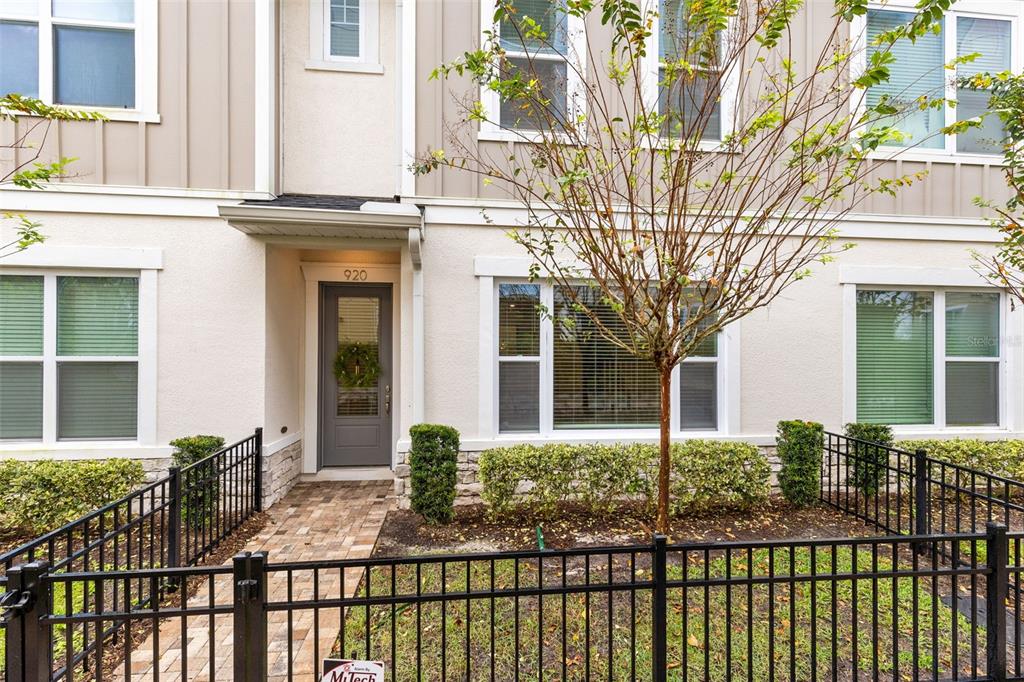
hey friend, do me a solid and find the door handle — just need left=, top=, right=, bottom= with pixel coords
left=384, top=384, right=391, bottom=416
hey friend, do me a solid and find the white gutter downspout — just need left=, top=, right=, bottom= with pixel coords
left=409, top=214, right=425, bottom=424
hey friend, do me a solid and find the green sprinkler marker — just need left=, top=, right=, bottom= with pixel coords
left=535, top=525, right=545, bottom=551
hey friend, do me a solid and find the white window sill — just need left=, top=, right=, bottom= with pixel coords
left=891, top=427, right=1014, bottom=440
left=868, top=148, right=1004, bottom=166
left=304, top=59, right=384, bottom=75
left=0, top=441, right=172, bottom=460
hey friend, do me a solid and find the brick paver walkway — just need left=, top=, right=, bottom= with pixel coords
left=121, top=481, right=394, bottom=682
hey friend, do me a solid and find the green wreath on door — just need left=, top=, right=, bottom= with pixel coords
left=333, top=342, right=380, bottom=389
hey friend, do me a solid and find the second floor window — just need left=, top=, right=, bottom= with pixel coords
left=0, top=0, right=137, bottom=109
left=864, top=6, right=1014, bottom=155
left=497, top=0, right=570, bottom=131
left=656, top=0, right=722, bottom=141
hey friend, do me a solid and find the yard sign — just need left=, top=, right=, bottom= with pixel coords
left=321, top=659, right=385, bottom=682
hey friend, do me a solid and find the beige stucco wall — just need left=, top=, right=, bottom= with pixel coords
left=265, top=246, right=305, bottom=441
left=279, top=0, right=398, bottom=197
left=0, top=1, right=257, bottom=192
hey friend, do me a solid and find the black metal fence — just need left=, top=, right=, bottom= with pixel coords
left=0, top=429, right=262, bottom=682
left=822, top=431, right=1024, bottom=557
left=2, top=529, right=1017, bottom=682
left=8, top=429, right=1024, bottom=681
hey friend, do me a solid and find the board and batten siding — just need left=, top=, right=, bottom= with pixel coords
left=0, top=0, right=257, bottom=193
left=414, top=0, right=1013, bottom=219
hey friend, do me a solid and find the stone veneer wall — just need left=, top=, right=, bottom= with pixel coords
left=261, top=440, right=303, bottom=508
left=395, top=444, right=786, bottom=508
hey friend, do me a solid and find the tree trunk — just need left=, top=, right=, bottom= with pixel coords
left=657, top=364, right=672, bottom=534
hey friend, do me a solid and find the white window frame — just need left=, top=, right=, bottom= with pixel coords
left=0, top=267, right=157, bottom=448
left=478, top=0, right=587, bottom=142
left=0, top=0, right=158, bottom=123
left=640, top=0, right=737, bottom=149
left=306, top=0, right=383, bottom=74
left=490, top=278, right=735, bottom=439
left=851, top=0, right=1023, bottom=163
left=846, top=283, right=1008, bottom=433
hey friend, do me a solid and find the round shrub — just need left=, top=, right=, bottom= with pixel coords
left=777, top=420, right=823, bottom=507
left=844, top=422, right=894, bottom=496
left=408, top=424, right=460, bottom=524
left=170, top=434, right=226, bottom=529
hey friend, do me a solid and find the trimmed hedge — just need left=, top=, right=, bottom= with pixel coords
left=0, top=459, right=146, bottom=536
left=409, top=424, right=461, bottom=524
left=478, top=440, right=770, bottom=518
left=479, top=443, right=653, bottom=517
left=897, top=438, right=1024, bottom=480
left=777, top=420, right=823, bottom=507
left=844, top=423, right=894, bottom=496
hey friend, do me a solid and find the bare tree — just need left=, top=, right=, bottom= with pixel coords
left=415, top=0, right=961, bottom=532
left=1, top=94, right=104, bottom=258
left=968, top=73, right=1024, bottom=303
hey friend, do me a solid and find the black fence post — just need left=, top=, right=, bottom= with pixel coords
left=4, top=561, right=51, bottom=682
left=652, top=533, right=668, bottom=682
left=914, top=449, right=930, bottom=554
left=233, top=551, right=268, bottom=682
left=167, top=466, right=182, bottom=571
left=987, top=522, right=1008, bottom=681
left=254, top=427, right=264, bottom=512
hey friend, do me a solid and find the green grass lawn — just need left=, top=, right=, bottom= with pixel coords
left=338, top=546, right=982, bottom=681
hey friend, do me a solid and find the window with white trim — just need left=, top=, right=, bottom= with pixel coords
left=860, top=3, right=1018, bottom=156
left=0, top=274, right=140, bottom=442
left=650, top=0, right=727, bottom=141
left=482, top=0, right=585, bottom=135
left=855, top=288, right=1003, bottom=428
left=0, top=0, right=157, bottom=116
left=496, top=281, right=724, bottom=434
left=309, top=0, right=380, bottom=70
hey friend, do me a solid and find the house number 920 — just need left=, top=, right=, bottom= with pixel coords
left=344, top=269, right=368, bottom=281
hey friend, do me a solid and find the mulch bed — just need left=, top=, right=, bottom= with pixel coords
left=373, top=497, right=880, bottom=557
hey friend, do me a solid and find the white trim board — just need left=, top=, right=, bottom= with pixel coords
left=0, top=246, right=163, bottom=270
left=0, top=444, right=174, bottom=460
left=838, top=266, right=996, bottom=288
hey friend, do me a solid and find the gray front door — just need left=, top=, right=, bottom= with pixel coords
left=320, top=284, right=392, bottom=467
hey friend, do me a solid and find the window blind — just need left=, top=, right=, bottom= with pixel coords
left=57, top=362, right=137, bottom=439
left=0, top=274, right=43, bottom=355
left=956, top=17, right=1010, bottom=153
left=680, top=362, right=716, bottom=430
left=856, top=290, right=934, bottom=424
left=946, top=292, right=999, bottom=357
left=0, top=362, right=43, bottom=440
left=498, top=284, right=540, bottom=432
left=500, top=0, right=567, bottom=53
left=499, top=284, right=540, bottom=356
left=330, top=0, right=360, bottom=58
left=553, top=286, right=660, bottom=428
left=499, top=57, right=568, bottom=129
left=57, top=276, right=138, bottom=356
left=866, top=10, right=945, bottom=149
left=946, top=361, right=998, bottom=426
